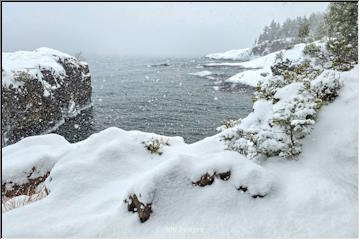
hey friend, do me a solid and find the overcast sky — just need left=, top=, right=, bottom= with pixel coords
left=2, top=2, right=329, bottom=57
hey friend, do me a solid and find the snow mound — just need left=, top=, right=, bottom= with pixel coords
left=2, top=127, right=276, bottom=237
left=2, top=134, right=72, bottom=186
left=206, top=47, right=253, bottom=61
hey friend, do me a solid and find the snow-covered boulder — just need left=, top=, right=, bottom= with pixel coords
left=2, top=48, right=92, bottom=146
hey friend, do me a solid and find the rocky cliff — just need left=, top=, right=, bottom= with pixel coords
left=2, top=47, right=92, bottom=146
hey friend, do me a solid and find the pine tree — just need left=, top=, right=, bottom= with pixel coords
left=271, top=83, right=317, bottom=157
left=325, top=2, right=358, bottom=70
left=298, top=18, right=310, bottom=41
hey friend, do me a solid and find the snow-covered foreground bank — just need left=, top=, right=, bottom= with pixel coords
left=2, top=65, right=358, bottom=237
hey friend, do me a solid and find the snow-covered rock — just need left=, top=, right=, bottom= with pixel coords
left=2, top=48, right=92, bottom=146
left=205, top=38, right=299, bottom=62
left=226, top=43, right=306, bottom=87
left=206, top=47, right=254, bottom=61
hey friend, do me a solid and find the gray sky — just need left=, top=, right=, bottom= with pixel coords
left=2, top=2, right=329, bottom=57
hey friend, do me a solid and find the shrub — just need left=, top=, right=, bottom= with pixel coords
left=143, top=137, right=170, bottom=155
left=311, top=70, right=342, bottom=102
left=303, top=43, right=321, bottom=57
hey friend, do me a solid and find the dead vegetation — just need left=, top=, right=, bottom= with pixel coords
left=2, top=166, right=50, bottom=212
left=237, top=185, right=267, bottom=198
left=142, top=137, right=170, bottom=155
left=124, top=194, right=152, bottom=223
left=2, top=184, right=48, bottom=213
left=193, top=171, right=268, bottom=199
left=192, top=171, right=231, bottom=187
left=2, top=167, right=50, bottom=198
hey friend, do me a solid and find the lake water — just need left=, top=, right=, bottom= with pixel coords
left=54, top=56, right=254, bottom=144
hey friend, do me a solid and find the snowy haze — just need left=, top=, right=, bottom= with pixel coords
left=2, top=2, right=328, bottom=57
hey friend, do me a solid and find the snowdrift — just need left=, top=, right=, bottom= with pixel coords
left=2, top=66, right=358, bottom=237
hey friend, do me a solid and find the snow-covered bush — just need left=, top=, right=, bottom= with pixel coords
left=219, top=47, right=342, bottom=159
left=303, top=43, right=332, bottom=69
left=303, top=43, right=321, bottom=58
left=311, top=70, right=342, bottom=102
left=220, top=81, right=318, bottom=159
left=216, top=119, right=241, bottom=132
left=271, top=82, right=317, bottom=157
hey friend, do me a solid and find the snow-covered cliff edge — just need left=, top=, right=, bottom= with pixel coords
left=1, top=48, right=92, bottom=146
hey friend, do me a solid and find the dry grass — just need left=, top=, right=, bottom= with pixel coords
left=2, top=185, right=48, bottom=213
left=143, top=137, right=170, bottom=155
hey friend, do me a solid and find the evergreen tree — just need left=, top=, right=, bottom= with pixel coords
left=298, top=19, right=310, bottom=40
left=298, top=19, right=310, bottom=41
left=256, top=13, right=324, bottom=44
left=325, top=2, right=358, bottom=70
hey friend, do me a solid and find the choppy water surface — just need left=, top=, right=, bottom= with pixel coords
left=54, top=56, right=254, bottom=143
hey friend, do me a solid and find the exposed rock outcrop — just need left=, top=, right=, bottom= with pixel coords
left=2, top=48, right=92, bottom=146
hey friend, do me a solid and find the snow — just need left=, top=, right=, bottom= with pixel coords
left=2, top=47, right=85, bottom=90
left=2, top=64, right=358, bottom=237
left=225, top=43, right=306, bottom=87
left=206, top=47, right=253, bottom=61
left=263, top=65, right=358, bottom=237
left=2, top=129, right=276, bottom=237
left=311, top=69, right=342, bottom=91
left=1, top=41, right=358, bottom=238
left=227, top=69, right=267, bottom=87
left=2, top=134, right=72, bottom=186
left=189, top=70, right=212, bottom=77
left=274, top=82, right=303, bottom=100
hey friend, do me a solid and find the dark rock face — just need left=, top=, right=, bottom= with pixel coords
left=2, top=49, right=92, bottom=146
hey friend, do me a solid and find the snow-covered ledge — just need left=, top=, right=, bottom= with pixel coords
left=1, top=48, right=92, bottom=146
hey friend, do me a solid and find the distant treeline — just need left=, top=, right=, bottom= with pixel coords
left=253, top=2, right=357, bottom=70
left=255, top=13, right=325, bottom=44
